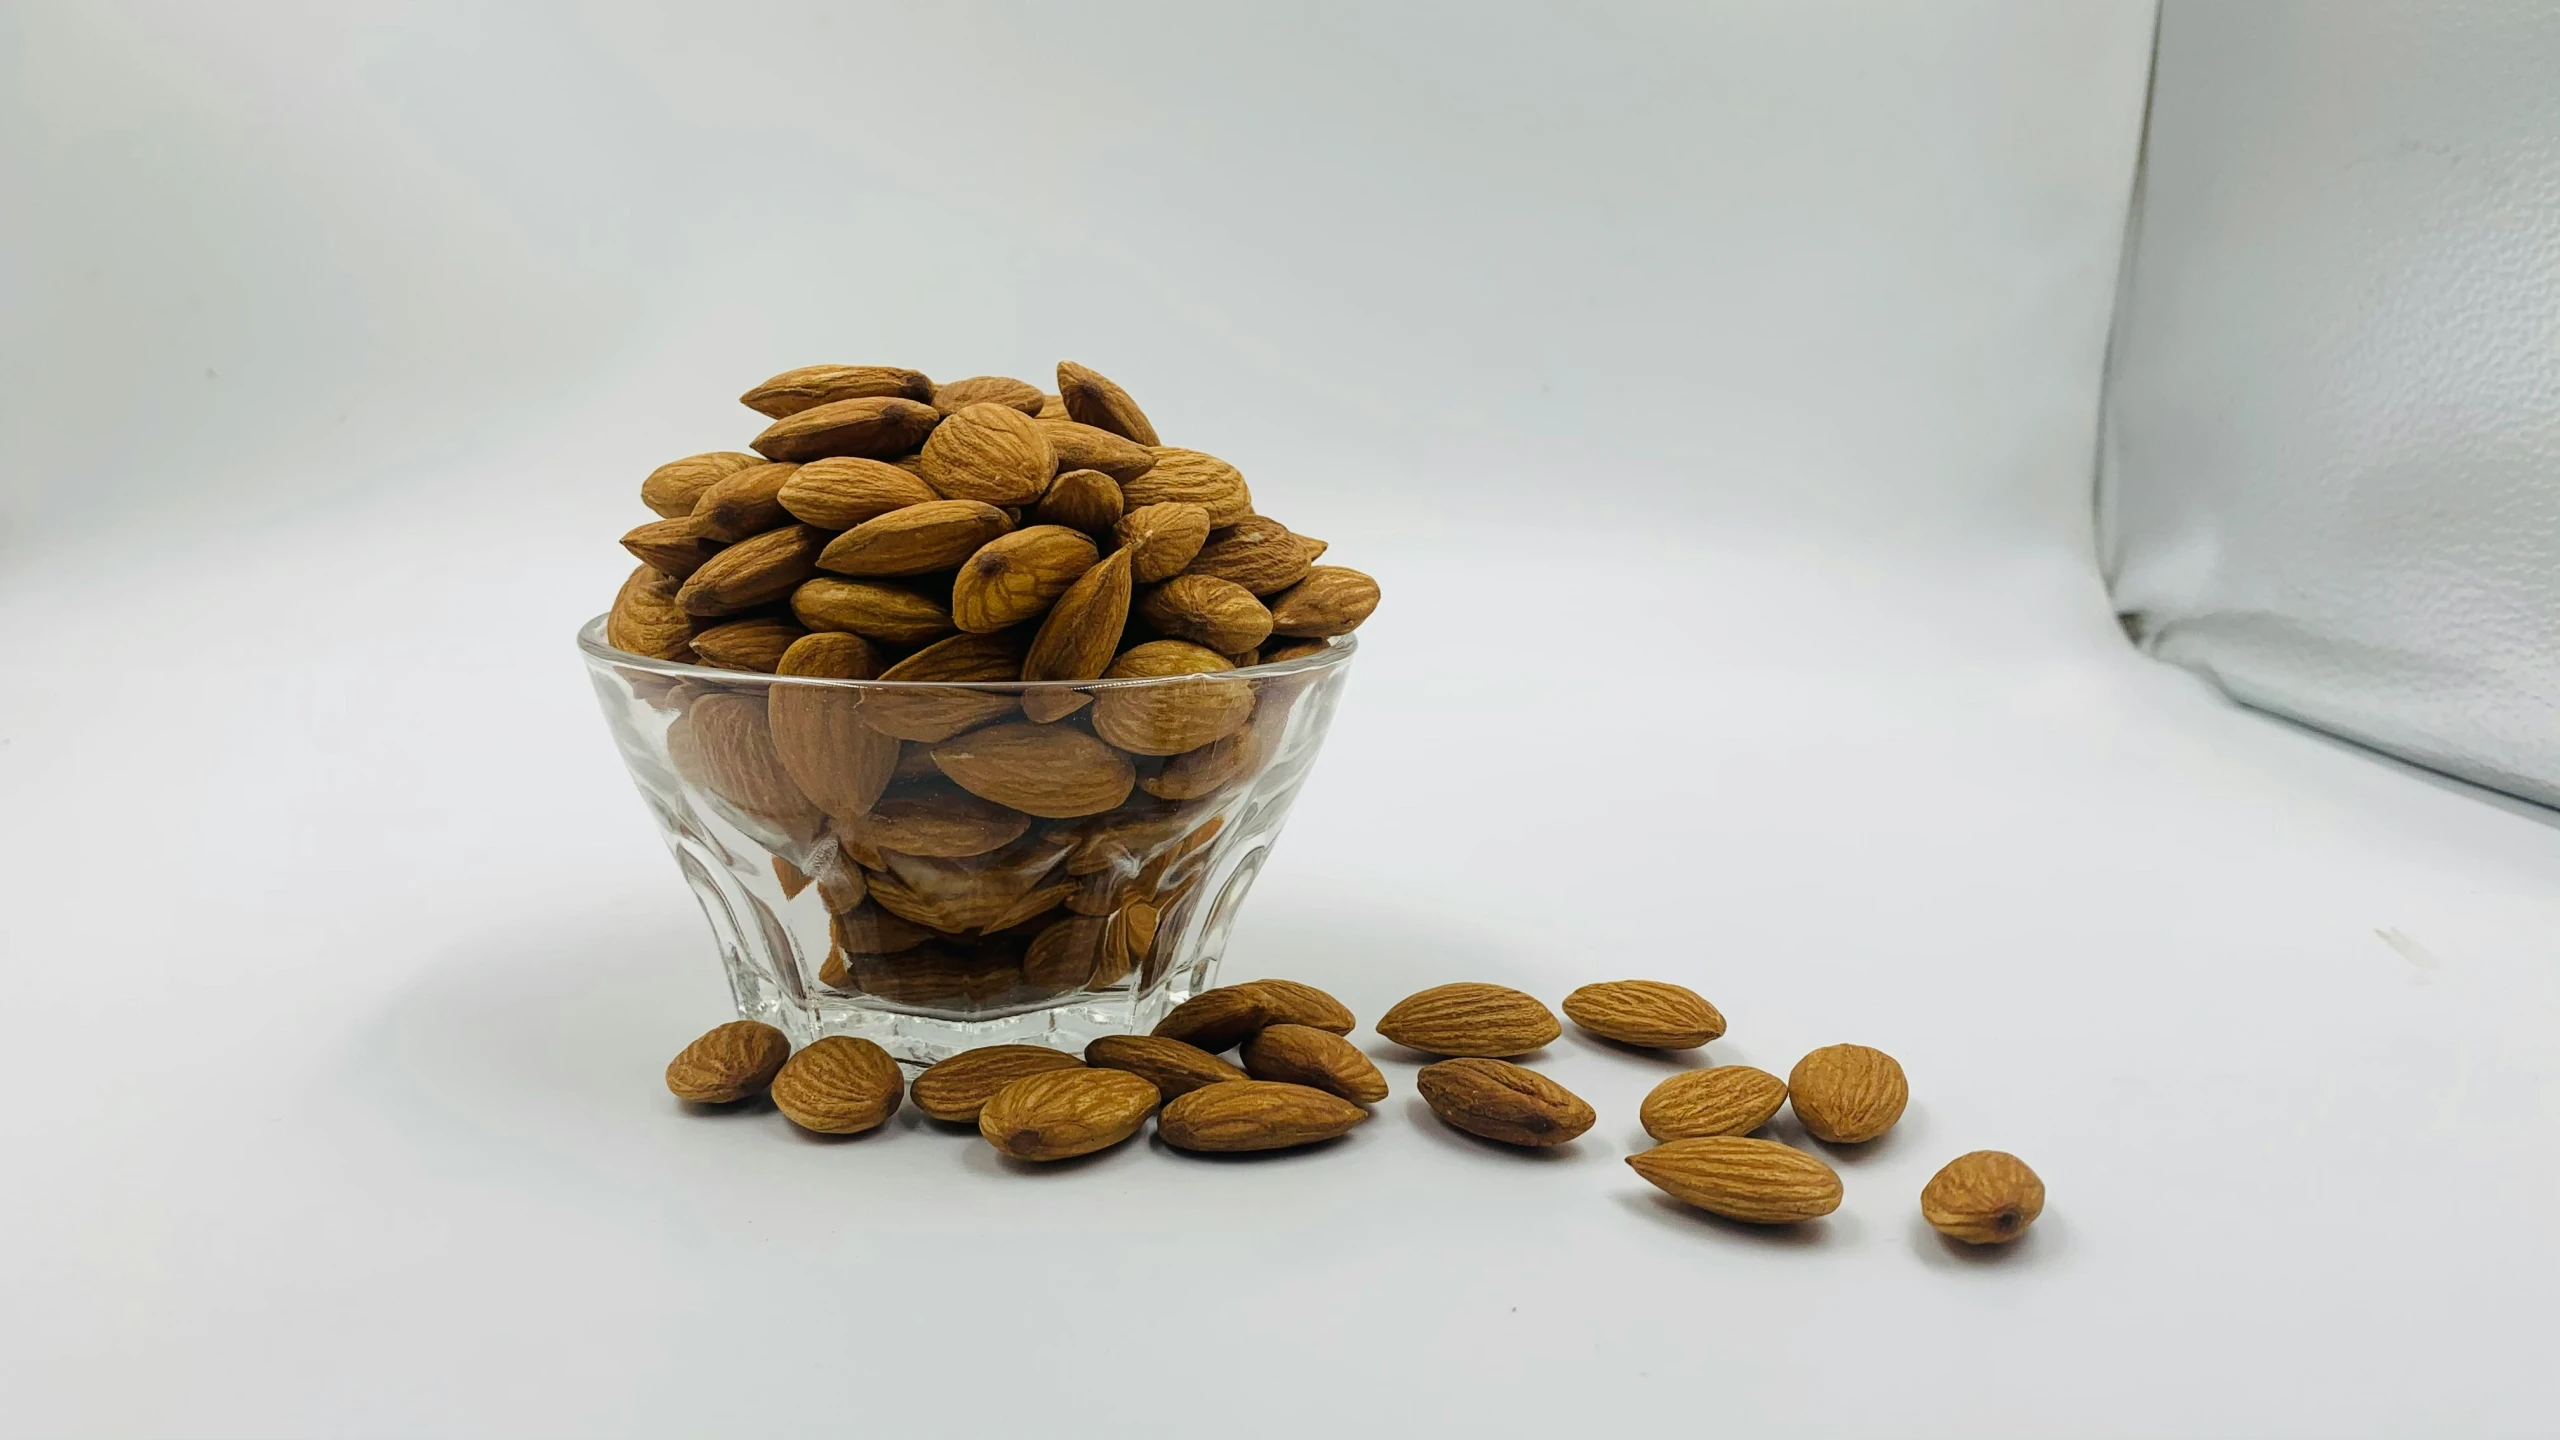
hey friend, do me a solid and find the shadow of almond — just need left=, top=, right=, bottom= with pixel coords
left=1609, top=1188, right=1847, bottom=1248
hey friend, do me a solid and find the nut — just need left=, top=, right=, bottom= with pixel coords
left=1056, top=360, right=1161, bottom=446
left=770, top=1035, right=905, bottom=1133
left=949, top=525, right=1099, bottom=632
left=1240, top=1024, right=1387, bottom=1104
left=1921, top=1151, right=2045, bottom=1244
left=1157, top=1080, right=1369, bottom=1152
left=1638, top=1066, right=1788, bottom=1141
left=1561, top=980, right=1726, bottom=1050
left=1415, top=1058, right=1593, bottom=1146
left=931, top=721, right=1136, bottom=819
left=910, top=1044, right=1086, bottom=1122
left=919, top=401, right=1057, bottom=505
left=1084, top=1033, right=1248, bottom=1098
left=1627, top=1137, right=1844, bottom=1224
left=1377, top=983, right=1560, bottom=1058
left=740, top=364, right=934, bottom=418
left=1788, top=1043, right=1909, bottom=1144
left=978, top=1066, right=1160, bottom=1160
left=664, top=1020, right=791, bottom=1103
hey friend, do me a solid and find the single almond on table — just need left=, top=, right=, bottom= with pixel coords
left=1085, top=1033, right=1248, bottom=1098
left=791, top=577, right=955, bottom=646
left=1415, top=1058, right=1593, bottom=1146
left=978, top=1065, right=1160, bottom=1160
left=1377, top=982, right=1560, bottom=1058
left=1788, top=1043, right=1909, bottom=1144
left=931, top=721, right=1136, bottom=819
left=1268, top=566, right=1381, bottom=638
left=1240, top=978, right=1355, bottom=1034
left=1036, top=468, right=1124, bottom=536
left=1021, top=549, right=1134, bottom=721
left=1158, top=1080, right=1369, bottom=1153
left=621, top=515, right=717, bottom=579
left=1124, top=447, right=1252, bottom=525
left=777, top=456, right=938, bottom=528
left=910, top=1044, right=1087, bottom=1122
left=609, top=564, right=698, bottom=661
left=678, top=524, right=829, bottom=616
left=642, top=450, right=765, bottom=518
left=752, top=395, right=941, bottom=463
left=1628, top=1136, right=1844, bottom=1224
left=1183, top=516, right=1316, bottom=596
left=920, top=401, right=1057, bottom=506
left=691, top=461, right=801, bottom=543
left=932, top=374, right=1046, bottom=415
left=950, top=525, right=1099, bottom=632
left=1920, top=1150, right=2045, bottom=1245
left=1241, top=1024, right=1387, bottom=1104
left=1151, top=985, right=1275, bottom=1053
left=1639, top=1066, right=1788, bottom=1141
left=1114, top=502, right=1214, bottom=583
left=1089, top=642, right=1254, bottom=756
left=689, top=616, right=807, bottom=672
left=819, top=499, right=1015, bottom=577
left=665, top=1020, right=792, bottom=1103
left=1056, top=360, right=1161, bottom=446
left=1036, top=418, right=1158, bottom=481
left=740, top=364, right=935, bottom=418
left=1562, top=980, right=1727, bottom=1050
left=770, top=1035, right=906, bottom=1133
left=1139, top=573, right=1275, bottom=653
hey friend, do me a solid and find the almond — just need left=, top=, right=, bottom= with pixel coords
left=1268, top=566, right=1380, bottom=638
left=692, top=461, right=801, bottom=542
left=740, top=364, right=934, bottom=418
left=1788, top=1044, right=1909, bottom=1143
left=1089, top=642, right=1253, bottom=756
left=689, top=616, right=806, bottom=672
left=919, top=402, right=1056, bottom=506
left=666, top=692, right=826, bottom=841
left=1084, top=1033, right=1247, bottom=1099
left=858, top=631, right=1023, bottom=742
left=770, top=1035, right=905, bottom=1133
left=1377, top=983, right=1559, bottom=1058
left=1140, top=711, right=1266, bottom=801
left=1124, top=447, right=1251, bottom=525
left=1639, top=1066, right=1789, bottom=1141
left=930, top=721, right=1135, bottom=819
left=1184, top=516, right=1316, bottom=595
left=791, top=577, right=955, bottom=646
left=752, top=395, right=941, bottom=462
left=1021, top=549, right=1133, bottom=721
left=1415, top=1058, right=1593, bottom=1146
left=677, top=524, right=828, bottom=616
left=1037, top=417, right=1158, bottom=481
left=1094, top=900, right=1156, bottom=987
left=1114, top=502, right=1213, bottom=582
left=621, top=515, right=717, bottom=579
left=950, top=525, right=1100, bottom=632
left=1063, top=804, right=1195, bottom=874
left=1138, top=574, right=1274, bottom=653
left=1038, top=392, right=1066, bottom=418
left=978, top=1065, right=1159, bottom=1160
left=1024, top=914, right=1107, bottom=991
left=819, top=499, right=1014, bottom=577
left=1056, top=361, right=1161, bottom=446
left=833, top=903, right=937, bottom=956
left=1627, top=1137, right=1844, bottom=1224
left=854, top=789, right=1031, bottom=859
left=1151, top=986, right=1274, bottom=1053
left=853, top=943, right=1024, bottom=1010
left=607, top=564, right=698, bottom=661
left=1241, top=978, right=1355, bottom=1034
left=1036, top=468, right=1125, bottom=536
left=642, top=450, right=764, bottom=518
left=1921, top=1151, right=2045, bottom=1245
left=1562, top=980, right=1727, bottom=1050
left=777, top=456, right=938, bottom=528
left=664, top=1019, right=791, bottom=1103
left=911, top=1044, right=1087, bottom=1123
left=932, top=374, right=1045, bottom=415
left=1241, top=1024, right=1387, bottom=1104
left=767, top=634, right=899, bottom=824
left=1263, top=638, right=1333, bottom=664
left=1158, top=1079, right=1369, bottom=1153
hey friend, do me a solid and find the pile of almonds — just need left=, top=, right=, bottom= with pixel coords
left=665, top=976, right=2045, bottom=1247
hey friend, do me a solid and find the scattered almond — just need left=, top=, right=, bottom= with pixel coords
left=1085, top=1034, right=1248, bottom=1099
left=1788, top=1044, right=1909, bottom=1144
left=1158, top=1080, right=1369, bottom=1153
left=910, top=1044, right=1087, bottom=1123
left=770, top=1035, right=905, bottom=1133
left=1562, top=980, right=1727, bottom=1050
left=1627, top=1137, right=1844, bottom=1224
left=978, top=1066, right=1160, bottom=1160
left=1377, top=983, right=1560, bottom=1058
left=1415, top=1058, right=1593, bottom=1146
left=665, top=1020, right=792, bottom=1103
left=1920, top=1151, right=2045, bottom=1245
left=1639, top=1066, right=1788, bottom=1141
left=1241, top=1024, right=1387, bottom=1104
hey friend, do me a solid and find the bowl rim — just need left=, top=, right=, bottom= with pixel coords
left=576, top=614, right=1357, bottom=692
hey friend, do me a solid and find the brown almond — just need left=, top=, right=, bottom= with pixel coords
left=1036, top=468, right=1125, bottom=536
left=664, top=1019, right=791, bottom=1103
left=1184, top=516, right=1316, bottom=595
left=1240, top=978, right=1355, bottom=1034
left=1788, top=1044, right=1909, bottom=1144
left=689, top=616, right=807, bottom=672
left=978, top=1065, right=1159, bottom=1160
left=1158, top=1080, right=1369, bottom=1153
left=1089, top=642, right=1254, bottom=756
left=1037, top=392, right=1066, bottom=418
left=791, top=577, right=954, bottom=646
left=1263, top=638, right=1333, bottom=664
left=767, top=634, right=899, bottom=824
left=1023, top=914, right=1107, bottom=991
left=740, top=364, right=934, bottom=418
left=1376, top=983, right=1559, bottom=1058
left=1627, top=1137, right=1844, bottom=1224
left=951, top=525, right=1100, bottom=633
left=1037, top=417, right=1158, bottom=481
left=1268, top=566, right=1380, bottom=638
left=819, top=499, right=1015, bottom=577
left=1141, top=716, right=1264, bottom=801
left=933, top=374, right=1045, bottom=415
left=752, top=395, right=941, bottom=462
left=911, top=1044, right=1086, bottom=1123
left=1241, top=1025, right=1387, bottom=1104
left=643, top=451, right=764, bottom=519
left=1096, top=900, right=1158, bottom=986
left=1056, top=360, right=1161, bottom=446
left=692, top=461, right=801, bottom=543
left=1151, top=985, right=1274, bottom=1053
left=777, top=456, right=938, bottom=528
left=1139, top=574, right=1274, bottom=653
left=1416, top=1058, right=1594, bottom=1146
left=1114, top=502, right=1213, bottom=583
left=770, top=1035, right=905, bottom=1134
left=1124, top=447, right=1251, bottom=525
left=832, top=903, right=937, bottom=956
left=853, top=943, right=1023, bottom=1009
left=665, top=692, right=825, bottom=840
left=621, top=515, right=717, bottom=579
left=854, top=789, right=1031, bottom=859
left=776, top=631, right=883, bottom=680
left=1562, top=980, right=1727, bottom=1050
left=607, top=564, right=698, bottom=661
left=919, top=402, right=1056, bottom=506
left=1021, top=549, right=1133, bottom=721
left=678, top=524, right=828, bottom=616
left=930, top=721, right=1135, bottom=819
left=1084, top=1034, right=1247, bottom=1099
left=858, top=631, right=1023, bottom=742
left=1921, top=1151, right=2046, bottom=1245
left=1639, top=1066, right=1789, bottom=1141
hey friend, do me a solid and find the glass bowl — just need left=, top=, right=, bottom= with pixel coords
left=578, top=616, right=1356, bottom=1067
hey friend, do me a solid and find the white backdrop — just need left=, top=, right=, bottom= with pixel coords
left=9, top=5, right=2560, bottom=1437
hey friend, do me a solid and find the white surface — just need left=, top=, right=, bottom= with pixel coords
left=10, top=3, right=2559, bottom=1438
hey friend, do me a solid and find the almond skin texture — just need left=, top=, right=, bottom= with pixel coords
left=689, top=616, right=806, bottom=672
left=819, top=499, right=1014, bottom=578
left=1084, top=1034, right=1248, bottom=1099
left=933, top=374, right=1046, bottom=415
left=1125, top=447, right=1251, bottom=525
left=1241, top=978, right=1355, bottom=1034
left=1562, top=980, right=1727, bottom=1050
left=665, top=1020, right=791, bottom=1103
left=1037, top=418, right=1159, bottom=481
left=1089, top=642, right=1253, bottom=756
left=1268, top=566, right=1381, bottom=638
left=1139, top=574, right=1274, bottom=653
left=1263, top=638, right=1333, bottom=664
left=753, top=395, right=941, bottom=462
left=978, top=1066, right=1160, bottom=1160
left=692, top=461, right=801, bottom=542
left=642, top=451, right=763, bottom=518
left=770, top=1035, right=905, bottom=1134
left=1021, top=549, right=1133, bottom=721
left=1184, top=516, right=1314, bottom=596
left=1639, top=1066, right=1789, bottom=1141
left=768, top=634, right=899, bottom=825
left=1629, top=1137, right=1845, bottom=1224
left=1115, top=502, right=1214, bottom=582
left=1151, top=986, right=1276, bottom=1053
left=1158, top=1080, right=1369, bottom=1153
left=920, top=402, right=1057, bottom=506
left=621, top=515, right=717, bottom=579
left=1057, top=361, right=1161, bottom=446
left=910, top=1045, right=1086, bottom=1123
left=1377, top=983, right=1560, bottom=1058
left=1241, top=1024, right=1388, bottom=1104
left=1415, top=1058, right=1594, bottom=1146
left=1036, top=468, right=1125, bottom=536
left=608, top=564, right=697, bottom=661
left=741, top=364, right=934, bottom=418
left=791, top=577, right=955, bottom=646
left=678, top=524, right=828, bottom=616
left=859, top=631, right=1023, bottom=743
left=1024, top=914, right=1107, bottom=991
left=777, top=456, right=938, bottom=528
left=931, top=721, right=1136, bottom=819
left=853, top=789, right=1031, bottom=859
left=1788, top=1043, right=1910, bottom=1144
left=1921, top=1151, right=2046, bottom=1245
left=665, top=693, right=824, bottom=840
left=950, top=525, right=1099, bottom=632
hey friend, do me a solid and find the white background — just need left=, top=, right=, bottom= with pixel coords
left=5, top=3, right=2559, bottom=1436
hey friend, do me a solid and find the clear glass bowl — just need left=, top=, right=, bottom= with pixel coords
left=578, top=616, right=1356, bottom=1068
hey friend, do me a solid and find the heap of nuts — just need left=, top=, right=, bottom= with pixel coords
left=664, top=977, right=2045, bottom=1248
left=604, top=362, right=1379, bottom=1013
